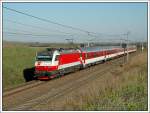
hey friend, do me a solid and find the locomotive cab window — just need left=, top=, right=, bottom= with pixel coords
left=55, top=55, right=59, bottom=61
left=36, top=56, right=52, bottom=61
left=36, top=51, right=53, bottom=61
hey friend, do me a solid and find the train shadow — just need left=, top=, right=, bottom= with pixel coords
left=23, top=67, right=36, bottom=82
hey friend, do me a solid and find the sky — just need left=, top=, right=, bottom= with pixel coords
left=3, top=3, right=148, bottom=43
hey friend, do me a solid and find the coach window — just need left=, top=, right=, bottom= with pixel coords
left=94, top=53, right=97, bottom=57
left=87, top=53, right=91, bottom=58
left=55, top=55, right=59, bottom=61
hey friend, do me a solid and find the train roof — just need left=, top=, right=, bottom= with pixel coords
left=58, top=48, right=80, bottom=54
left=36, top=45, right=136, bottom=56
left=80, top=46, right=122, bottom=52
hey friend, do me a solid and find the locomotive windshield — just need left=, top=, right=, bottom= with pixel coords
left=36, top=56, right=52, bottom=61
left=36, top=50, right=53, bottom=61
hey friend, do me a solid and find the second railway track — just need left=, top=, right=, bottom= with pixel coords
left=3, top=80, right=45, bottom=97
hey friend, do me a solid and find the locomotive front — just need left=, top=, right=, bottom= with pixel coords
left=34, top=48, right=60, bottom=80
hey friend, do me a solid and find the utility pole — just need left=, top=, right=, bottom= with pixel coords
left=87, top=32, right=90, bottom=47
left=122, top=31, right=130, bottom=64
left=125, top=31, right=130, bottom=62
left=141, top=42, right=144, bottom=52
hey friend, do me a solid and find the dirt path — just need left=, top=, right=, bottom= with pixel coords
left=3, top=52, right=137, bottom=111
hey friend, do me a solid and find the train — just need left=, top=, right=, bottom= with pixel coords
left=34, top=45, right=137, bottom=80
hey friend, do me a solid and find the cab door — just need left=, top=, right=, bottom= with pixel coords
left=53, top=55, right=59, bottom=66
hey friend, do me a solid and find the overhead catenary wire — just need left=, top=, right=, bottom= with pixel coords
left=3, top=27, right=74, bottom=36
left=3, top=31, right=72, bottom=37
left=3, top=27, right=93, bottom=40
left=3, top=6, right=98, bottom=36
left=4, top=19, right=82, bottom=36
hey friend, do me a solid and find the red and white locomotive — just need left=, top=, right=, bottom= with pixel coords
left=34, top=46, right=137, bottom=80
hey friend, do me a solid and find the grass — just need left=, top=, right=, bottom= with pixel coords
left=62, top=50, right=148, bottom=111
left=3, top=45, right=36, bottom=89
left=83, top=71, right=147, bottom=111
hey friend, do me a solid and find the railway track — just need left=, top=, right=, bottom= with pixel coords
left=3, top=80, right=45, bottom=97
left=3, top=52, right=137, bottom=110
left=12, top=66, right=113, bottom=110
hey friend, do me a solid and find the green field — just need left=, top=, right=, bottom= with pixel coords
left=3, top=44, right=36, bottom=89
